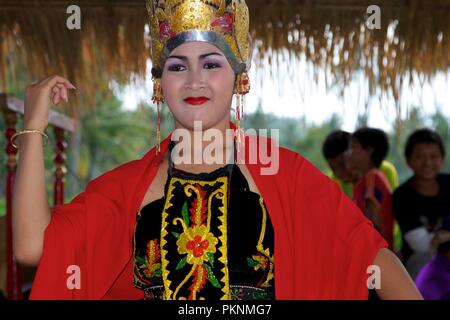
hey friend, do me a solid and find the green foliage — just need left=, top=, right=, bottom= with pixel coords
left=245, top=109, right=342, bottom=174
left=0, top=197, right=5, bottom=218
left=64, top=93, right=174, bottom=196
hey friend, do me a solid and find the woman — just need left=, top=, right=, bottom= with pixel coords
left=12, top=0, right=420, bottom=300
left=348, top=128, right=394, bottom=249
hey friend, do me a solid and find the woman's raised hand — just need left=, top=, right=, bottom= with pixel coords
left=12, top=75, right=76, bottom=266
left=24, top=75, right=76, bottom=131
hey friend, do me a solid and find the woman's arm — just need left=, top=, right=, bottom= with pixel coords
left=373, top=248, right=423, bottom=299
left=12, top=75, right=76, bottom=266
left=12, top=131, right=52, bottom=266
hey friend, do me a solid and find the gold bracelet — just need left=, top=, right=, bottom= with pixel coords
left=11, top=129, right=49, bottom=149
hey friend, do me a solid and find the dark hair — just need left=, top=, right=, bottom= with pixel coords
left=352, top=127, right=389, bottom=168
left=404, top=128, right=446, bottom=159
left=322, top=130, right=351, bottom=159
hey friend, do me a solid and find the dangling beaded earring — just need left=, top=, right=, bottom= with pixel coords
left=152, top=77, right=164, bottom=154
left=234, top=72, right=250, bottom=158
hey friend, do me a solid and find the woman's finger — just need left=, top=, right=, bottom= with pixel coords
left=61, top=88, right=68, bottom=103
left=52, top=92, right=61, bottom=105
left=42, top=75, right=76, bottom=91
left=51, top=84, right=68, bottom=103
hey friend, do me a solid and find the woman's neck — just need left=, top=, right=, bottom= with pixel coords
left=410, top=175, right=440, bottom=197
left=171, top=118, right=235, bottom=173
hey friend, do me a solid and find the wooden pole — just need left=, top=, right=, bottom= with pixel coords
left=53, top=127, right=67, bottom=206
left=2, top=97, right=23, bottom=300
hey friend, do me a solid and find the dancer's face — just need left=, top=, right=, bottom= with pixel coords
left=161, top=41, right=235, bottom=131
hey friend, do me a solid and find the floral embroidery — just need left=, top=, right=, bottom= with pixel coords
left=133, top=163, right=275, bottom=300
left=160, top=178, right=229, bottom=300
left=247, top=254, right=269, bottom=271
left=177, top=225, right=218, bottom=265
left=134, top=239, right=162, bottom=287
left=168, top=185, right=223, bottom=299
left=144, top=240, right=162, bottom=277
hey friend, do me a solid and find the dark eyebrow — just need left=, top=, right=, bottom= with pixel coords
left=167, top=52, right=224, bottom=61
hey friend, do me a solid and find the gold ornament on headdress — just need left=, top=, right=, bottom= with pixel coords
left=152, top=77, right=163, bottom=153
left=146, top=0, right=251, bottom=77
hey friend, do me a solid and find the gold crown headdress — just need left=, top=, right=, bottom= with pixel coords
left=146, top=0, right=250, bottom=78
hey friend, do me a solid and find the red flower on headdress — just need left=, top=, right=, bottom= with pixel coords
left=211, top=12, right=234, bottom=34
left=159, top=22, right=175, bottom=39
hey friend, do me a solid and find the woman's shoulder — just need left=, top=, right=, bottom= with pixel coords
left=276, top=146, right=339, bottom=191
left=88, top=158, right=141, bottom=186
left=86, top=146, right=158, bottom=193
left=276, top=145, right=325, bottom=177
left=245, top=136, right=334, bottom=191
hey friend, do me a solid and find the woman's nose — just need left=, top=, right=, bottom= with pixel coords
left=185, top=69, right=205, bottom=90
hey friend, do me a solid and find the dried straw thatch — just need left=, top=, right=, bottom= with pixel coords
left=1, top=0, right=449, bottom=116
left=1, top=0, right=149, bottom=112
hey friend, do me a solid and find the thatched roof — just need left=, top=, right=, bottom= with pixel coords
left=1, top=0, right=449, bottom=115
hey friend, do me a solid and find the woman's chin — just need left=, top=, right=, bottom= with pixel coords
left=176, top=118, right=213, bottom=131
left=178, top=113, right=222, bottom=130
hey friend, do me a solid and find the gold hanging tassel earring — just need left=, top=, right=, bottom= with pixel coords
left=234, top=72, right=250, bottom=161
left=236, top=72, right=250, bottom=95
left=235, top=91, right=242, bottom=146
left=152, top=77, right=164, bottom=154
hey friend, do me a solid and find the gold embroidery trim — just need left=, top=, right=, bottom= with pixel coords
left=257, top=195, right=274, bottom=287
left=132, top=210, right=140, bottom=286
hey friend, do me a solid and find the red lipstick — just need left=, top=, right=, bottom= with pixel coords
left=184, top=97, right=209, bottom=106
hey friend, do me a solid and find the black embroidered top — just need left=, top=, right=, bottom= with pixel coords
left=133, top=152, right=275, bottom=300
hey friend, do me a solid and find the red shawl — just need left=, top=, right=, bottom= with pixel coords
left=30, top=130, right=386, bottom=300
